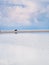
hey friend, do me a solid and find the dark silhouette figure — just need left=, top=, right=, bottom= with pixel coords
left=14, top=29, right=17, bottom=34
left=14, top=29, right=17, bottom=31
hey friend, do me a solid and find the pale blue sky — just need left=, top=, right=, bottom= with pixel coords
left=0, top=0, right=49, bottom=30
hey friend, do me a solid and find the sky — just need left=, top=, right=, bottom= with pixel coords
left=0, top=33, right=49, bottom=65
left=0, top=0, right=49, bottom=30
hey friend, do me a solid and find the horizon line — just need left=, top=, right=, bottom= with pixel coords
left=0, top=30, right=49, bottom=33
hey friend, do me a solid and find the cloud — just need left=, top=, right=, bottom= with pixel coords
left=0, top=0, right=39, bottom=26
left=0, top=0, right=49, bottom=29
left=7, top=0, right=49, bottom=27
left=7, top=1, right=39, bottom=26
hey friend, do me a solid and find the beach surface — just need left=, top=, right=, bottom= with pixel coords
left=0, top=33, right=49, bottom=65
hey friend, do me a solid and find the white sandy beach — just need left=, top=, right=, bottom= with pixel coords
left=0, top=33, right=49, bottom=65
